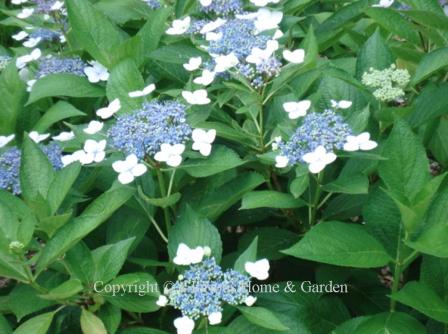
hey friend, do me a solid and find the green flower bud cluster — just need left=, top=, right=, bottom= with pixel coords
left=9, top=241, right=24, bottom=254
left=362, top=64, right=410, bottom=102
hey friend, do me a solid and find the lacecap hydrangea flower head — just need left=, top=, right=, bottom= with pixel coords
left=274, top=100, right=377, bottom=173
left=157, top=243, right=269, bottom=334
left=362, top=64, right=410, bottom=102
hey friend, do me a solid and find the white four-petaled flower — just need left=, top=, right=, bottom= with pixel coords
left=173, top=316, right=195, bottom=334
left=183, top=57, right=202, bottom=71
left=283, top=100, right=311, bottom=119
left=112, top=154, right=147, bottom=184
left=200, top=18, right=227, bottom=34
left=154, top=143, right=185, bottom=167
left=372, top=0, right=394, bottom=8
left=283, top=49, right=305, bottom=64
left=182, top=89, right=211, bottom=105
left=245, top=259, right=270, bottom=280
left=275, top=155, right=289, bottom=168
left=302, top=145, right=337, bottom=174
left=84, top=61, right=109, bottom=83
left=81, top=139, right=107, bottom=165
left=200, top=0, right=212, bottom=6
left=193, top=70, right=215, bottom=86
left=12, top=31, right=29, bottom=41
left=213, top=53, right=239, bottom=73
left=208, top=312, right=222, bottom=325
left=192, top=129, right=216, bottom=156
left=83, top=120, right=104, bottom=135
left=17, top=8, right=34, bottom=19
left=29, top=131, right=49, bottom=143
left=245, top=295, right=257, bottom=306
left=246, top=40, right=279, bottom=65
left=250, top=0, right=279, bottom=6
left=16, top=48, right=41, bottom=69
left=12, top=0, right=29, bottom=4
left=343, top=133, right=378, bottom=152
left=173, top=243, right=206, bottom=266
left=254, top=9, right=283, bottom=33
left=330, top=99, right=352, bottom=109
left=129, top=84, right=156, bottom=98
left=0, top=134, right=15, bottom=148
left=166, top=17, right=191, bottom=35
left=52, top=131, right=75, bottom=142
left=96, top=98, right=121, bottom=119
left=23, top=37, right=42, bottom=48
left=156, top=295, right=169, bottom=307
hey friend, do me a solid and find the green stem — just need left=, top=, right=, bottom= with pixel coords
left=309, top=172, right=324, bottom=226
left=167, top=169, right=176, bottom=197
left=156, top=169, right=171, bottom=234
left=148, top=214, right=169, bottom=243
left=317, top=192, right=333, bottom=210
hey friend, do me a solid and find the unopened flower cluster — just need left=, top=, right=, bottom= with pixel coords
left=362, top=64, right=410, bottom=102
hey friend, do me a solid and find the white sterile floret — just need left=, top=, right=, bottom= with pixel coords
left=245, top=295, right=257, bottom=306
left=174, top=316, right=195, bottom=334
left=208, top=312, right=222, bottom=325
left=302, top=145, right=337, bottom=174
left=183, top=57, right=202, bottom=71
left=246, top=40, right=279, bottom=65
left=245, top=259, right=270, bottom=280
left=182, top=89, right=210, bottom=105
left=200, top=0, right=212, bottom=6
left=50, top=0, right=64, bottom=10
left=213, top=53, right=239, bottom=73
left=166, top=17, right=191, bottom=35
left=81, top=139, right=106, bottom=164
left=275, top=155, right=289, bottom=168
left=283, top=100, right=311, bottom=119
left=283, top=49, right=305, bottom=64
left=193, top=70, right=216, bottom=86
left=23, top=37, right=41, bottom=48
left=272, top=136, right=281, bottom=151
left=330, top=99, right=352, bottom=109
left=156, top=295, right=169, bottom=307
left=154, top=143, right=185, bottom=167
left=16, top=48, right=41, bottom=69
left=203, top=246, right=212, bottom=257
left=83, top=120, right=104, bottom=135
left=52, top=131, right=75, bottom=142
left=84, top=61, right=109, bottom=83
left=112, top=154, right=147, bottom=184
left=96, top=98, right=121, bottom=119
left=343, top=132, right=378, bottom=152
left=129, top=84, right=156, bottom=98
left=12, top=31, right=29, bottom=41
left=273, top=29, right=284, bottom=39
left=29, top=131, right=49, bottom=143
left=173, top=243, right=206, bottom=266
left=205, top=32, right=222, bottom=41
left=254, top=9, right=283, bottom=33
left=200, top=18, right=227, bottom=34
left=12, top=0, right=29, bottom=4
left=250, top=0, right=280, bottom=6
left=0, top=135, right=15, bottom=148
left=372, top=0, right=394, bottom=8
left=17, top=8, right=34, bottom=19
left=192, top=128, right=216, bottom=156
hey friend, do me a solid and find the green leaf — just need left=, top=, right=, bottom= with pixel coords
left=137, top=7, right=171, bottom=54
left=241, top=191, right=305, bottom=209
left=106, top=58, right=145, bottom=114
left=97, top=304, right=121, bottom=334
left=391, top=281, right=448, bottom=323
left=289, top=165, right=309, bottom=198
left=46, top=162, right=81, bottom=215
left=0, top=62, right=26, bottom=134
left=34, top=101, right=85, bottom=132
left=237, top=306, right=289, bottom=331
left=9, top=285, right=55, bottom=321
left=378, top=119, right=430, bottom=201
left=180, top=146, right=245, bottom=178
left=411, top=47, right=448, bottom=85
left=407, top=83, right=448, bottom=127
left=429, top=117, right=448, bottom=167
left=119, top=328, right=169, bottom=334
left=234, top=237, right=258, bottom=274
left=65, top=242, right=95, bottom=284
left=66, top=0, right=126, bottom=67
left=421, top=255, right=448, bottom=300
left=39, top=279, right=84, bottom=300
left=356, top=29, right=394, bottom=79
left=0, top=314, right=12, bottom=334
left=365, top=8, right=420, bottom=45
left=80, top=309, right=107, bottom=334
left=322, top=174, right=369, bottom=195
left=92, top=238, right=135, bottom=282
left=27, top=74, right=105, bottom=104
left=282, top=221, right=391, bottom=268
left=406, top=10, right=448, bottom=30
left=168, top=206, right=222, bottom=263
left=138, top=188, right=181, bottom=209
left=36, top=186, right=134, bottom=273
left=13, top=312, right=54, bottom=334
left=20, top=135, right=55, bottom=205
left=400, top=0, right=444, bottom=13
left=407, top=185, right=448, bottom=257
left=185, top=172, right=265, bottom=221
left=103, top=273, right=159, bottom=313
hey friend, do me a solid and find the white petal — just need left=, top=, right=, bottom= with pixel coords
left=93, top=151, right=106, bottom=163
left=166, top=154, right=182, bottom=167
left=173, top=316, right=195, bottom=334
left=360, top=140, right=378, bottom=151
left=17, top=8, right=34, bottom=19
left=131, top=163, right=147, bottom=177
left=183, top=57, right=202, bottom=71
left=83, top=121, right=104, bottom=134
left=52, top=131, right=74, bottom=142
left=275, top=155, right=289, bottom=168
left=172, top=144, right=186, bottom=155
left=200, top=0, right=212, bottom=6
left=154, top=150, right=169, bottom=162
left=199, top=143, right=212, bottom=156
left=156, top=295, right=169, bottom=307
left=112, top=160, right=129, bottom=173
left=343, top=141, right=359, bottom=152
left=118, top=171, right=135, bottom=184
left=0, top=134, right=15, bottom=148
left=245, top=296, right=257, bottom=306
left=283, top=49, right=305, bottom=64
left=323, top=152, right=337, bottom=165
left=208, top=312, right=222, bottom=325
left=338, top=100, right=352, bottom=109
left=12, top=31, right=28, bottom=41
left=308, top=161, right=326, bottom=174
